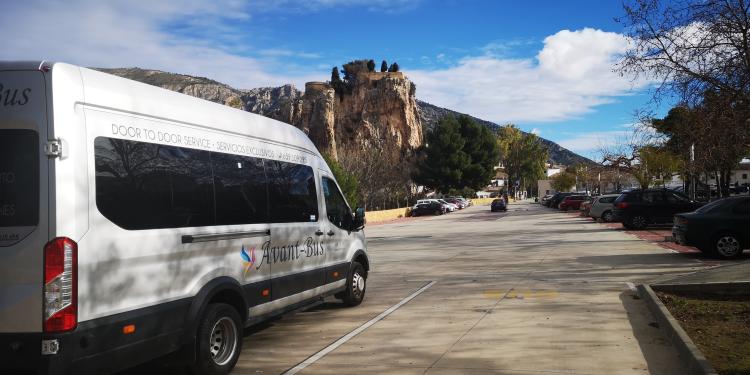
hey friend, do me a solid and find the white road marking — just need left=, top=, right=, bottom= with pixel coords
left=282, top=281, right=437, bottom=375
left=625, top=282, right=637, bottom=292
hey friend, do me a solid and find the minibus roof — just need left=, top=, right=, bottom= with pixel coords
left=1, top=61, right=323, bottom=160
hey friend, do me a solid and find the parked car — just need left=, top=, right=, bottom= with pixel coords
left=589, top=194, right=620, bottom=222
left=547, top=192, right=574, bottom=209
left=444, top=197, right=467, bottom=209
left=490, top=198, right=507, bottom=212
left=612, top=188, right=703, bottom=229
left=453, top=197, right=472, bottom=207
left=579, top=196, right=596, bottom=216
left=672, top=196, right=750, bottom=259
left=438, top=199, right=458, bottom=211
left=411, top=202, right=445, bottom=216
left=558, top=195, right=588, bottom=211
left=540, top=194, right=553, bottom=205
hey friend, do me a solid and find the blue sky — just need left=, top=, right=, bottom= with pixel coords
left=1, top=0, right=669, bottom=160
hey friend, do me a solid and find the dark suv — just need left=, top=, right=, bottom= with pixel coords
left=612, top=188, right=703, bottom=229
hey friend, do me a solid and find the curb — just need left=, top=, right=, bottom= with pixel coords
left=636, top=284, right=718, bottom=375
left=652, top=281, right=750, bottom=296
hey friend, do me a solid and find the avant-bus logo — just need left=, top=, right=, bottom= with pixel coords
left=240, top=245, right=256, bottom=277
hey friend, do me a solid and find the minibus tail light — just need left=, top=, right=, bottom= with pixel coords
left=44, top=237, right=77, bottom=332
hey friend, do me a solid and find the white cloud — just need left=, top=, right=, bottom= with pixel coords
left=259, top=49, right=321, bottom=59
left=0, top=0, right=323, bottom=89
left=409, top=28, right=649, bottom=123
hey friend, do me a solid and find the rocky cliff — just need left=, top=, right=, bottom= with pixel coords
left=99, top=67, right=422, bottom=161
left=333, top=71, right=421, bottom=155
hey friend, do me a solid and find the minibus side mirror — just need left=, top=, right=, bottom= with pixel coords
left=351, top=207, right=365, bottom=231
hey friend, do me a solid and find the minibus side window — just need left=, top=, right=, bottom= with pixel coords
left=266, top=161, right=318, bottom=223
left=95, top=137, right=214, bottom=230
left=212, top=153, right=268, bottom=225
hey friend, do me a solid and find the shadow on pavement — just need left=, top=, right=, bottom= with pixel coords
left=619, top=291, right=687, bottom=374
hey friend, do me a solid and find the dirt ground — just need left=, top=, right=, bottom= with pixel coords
left=658, top=292, right=750, bottom=375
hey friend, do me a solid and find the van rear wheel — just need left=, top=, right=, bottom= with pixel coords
left=189, top=303, right=242, bottom=375
left=341, top=262, right=366, bottom=307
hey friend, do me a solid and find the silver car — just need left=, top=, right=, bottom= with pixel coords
left=588, top=194, right=620, bottom=222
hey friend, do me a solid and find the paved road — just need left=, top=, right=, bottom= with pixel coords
left=133, top=201, right=733, bottom=374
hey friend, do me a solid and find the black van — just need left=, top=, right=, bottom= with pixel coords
left=612, top=188, right=703, bottom=229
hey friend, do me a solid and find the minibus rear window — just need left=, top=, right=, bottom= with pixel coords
left=0, top=129, right=39, bottom=228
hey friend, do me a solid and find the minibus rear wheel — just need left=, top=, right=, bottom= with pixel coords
left=341, top=262, right=367, bottom=307
left=189, top=303, right=243, bottom=375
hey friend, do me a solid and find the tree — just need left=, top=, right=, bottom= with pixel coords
left=323, top=153, right=360, bottom=208
left=619, top=0, right=750, bottom=103
left=413, top=116, right=470, bottom=192
left=381, top=60, right=388, bottom=72
left=330, top=66, right=343, bottom=93
left=497, top=125, right=548, bottom=196
left=388, top=62, right=400, bottom=72
left=367, top=59, right=376, bottom=72
left=649, top=93, right=749, bottom=197
left=457, top=116, right=501, bottom=189
left=551, top=172, right=576, bottom=192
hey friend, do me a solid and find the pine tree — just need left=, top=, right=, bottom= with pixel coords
left=367, top=59, right=375, bottom=72
left=413, top=116, right=470, bottom=192
left=388, top=62, right=400, bottom=72
left=381, top=60, right=388, bottom=72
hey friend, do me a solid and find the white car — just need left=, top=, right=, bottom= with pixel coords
left=0, top=61, right=370, bottom=375
left=415, top=199, right=454, bottom=212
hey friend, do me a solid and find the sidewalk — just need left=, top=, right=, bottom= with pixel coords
left=653, top=261, right=750, bottom=284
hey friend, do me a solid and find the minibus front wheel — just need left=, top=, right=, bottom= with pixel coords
left=340, top=262, right=367, bottom=307
left=189, top=303, right=243, bottom=375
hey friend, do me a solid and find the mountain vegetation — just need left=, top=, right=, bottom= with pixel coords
left=417, top=100, right=594, bottom=166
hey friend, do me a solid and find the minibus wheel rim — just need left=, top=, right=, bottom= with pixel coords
left=209, top=317, right=238, bottom=366
left=352, top=272, right=365, bottom=299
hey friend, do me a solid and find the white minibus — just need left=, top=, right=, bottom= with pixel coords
left=0, top=61, right=369, bottom=375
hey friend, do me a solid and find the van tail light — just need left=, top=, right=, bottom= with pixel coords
left=43, top=237, right=77, bottom=332
left=616, top=202, right=629, bottom=209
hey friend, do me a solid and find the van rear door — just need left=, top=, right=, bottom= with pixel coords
left=0, top=69, right=50, bottom=332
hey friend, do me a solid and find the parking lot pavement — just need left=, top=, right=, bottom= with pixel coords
left=126, top=201, right=721, bottom=374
